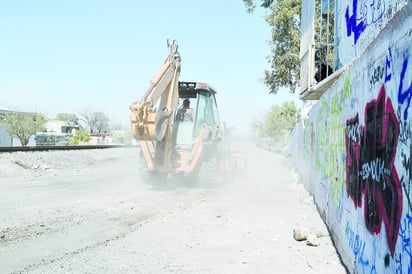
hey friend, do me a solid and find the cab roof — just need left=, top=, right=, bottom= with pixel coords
left=178, top=81, right=216, bottom=98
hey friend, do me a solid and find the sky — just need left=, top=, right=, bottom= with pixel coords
left=0, top=0, right=300, bottom=135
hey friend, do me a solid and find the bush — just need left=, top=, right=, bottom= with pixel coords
left=70, top=130, right=91, bottom=145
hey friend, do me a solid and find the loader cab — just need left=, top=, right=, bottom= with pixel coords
left=174, top=82, right=221, bottom=148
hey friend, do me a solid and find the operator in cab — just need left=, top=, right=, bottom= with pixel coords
left=176, top=99, right=193, bottom=122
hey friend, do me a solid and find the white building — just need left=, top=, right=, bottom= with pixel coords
left=35, top=120, right=79, bottom=146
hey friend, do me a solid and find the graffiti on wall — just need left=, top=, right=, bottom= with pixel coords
left=400, top=142, right=412, bottom=213
left=369, top=64, right=385, bottom=87
left=315, top=77, right=352, bottom=212
left=291, top=2, right=412, bottom=272
left=396, top=43, right=412, bottom=228
left=345, top=0, right=386, bottom=44
left=345, top=85, right=402, bottom=256
left=396, top=214, right=412, bottom=272
left=397, top=47, right=412, bottom=272
left=345, top=223, right=374, bottom=273
left=313, top=104, right=345, bottom=211
left=303, top=121, right=314, bottom=157
left=385, top=47, right=394, bottom=83
left=398, top=51, right=412, bottom=120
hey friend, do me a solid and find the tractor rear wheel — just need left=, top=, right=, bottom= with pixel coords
left=197, top=156, right=219, bottom=185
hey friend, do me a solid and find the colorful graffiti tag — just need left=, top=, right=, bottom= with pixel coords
left=345, top=85, right=402, bottom=256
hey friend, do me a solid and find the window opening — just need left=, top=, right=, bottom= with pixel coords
left=314, top=0, right=335, bottom=84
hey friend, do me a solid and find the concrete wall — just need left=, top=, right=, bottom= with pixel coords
left=290, top=1, right=412, bottom=273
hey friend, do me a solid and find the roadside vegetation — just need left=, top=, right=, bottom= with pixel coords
left=252, top=101, right=300, bottom=153
left=70, top=130, right=91, bottom=145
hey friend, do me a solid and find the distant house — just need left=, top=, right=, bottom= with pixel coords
left=88, top=133, right=110, bottom=145
left=88, top=130, right=131, bottom=146
left=35, top=120, right=80, bottom=146
left=43, top=120, right=80, bottom=134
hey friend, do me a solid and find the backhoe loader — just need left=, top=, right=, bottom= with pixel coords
left=129, top=40, right=244, bottom=183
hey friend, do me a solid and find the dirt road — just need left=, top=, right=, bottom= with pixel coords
left=0, top=146, right=347, bottom=273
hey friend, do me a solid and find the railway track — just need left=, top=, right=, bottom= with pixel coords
left=0, top=145, right=129, bottom=153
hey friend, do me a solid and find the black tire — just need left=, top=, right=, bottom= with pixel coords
left=197, top=156, right=219, bottom=185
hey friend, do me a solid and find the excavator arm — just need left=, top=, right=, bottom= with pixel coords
left=129, top=40, right=181, bottom=173
left=129, top=40, right=181, bottom=142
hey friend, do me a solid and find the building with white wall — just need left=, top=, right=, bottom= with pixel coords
left=290, top=1, right=411, bottom=273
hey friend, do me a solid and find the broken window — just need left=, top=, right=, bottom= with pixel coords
left=314, top=0, right=335, bottom=84
left=300, top=0, right=338, bottom=98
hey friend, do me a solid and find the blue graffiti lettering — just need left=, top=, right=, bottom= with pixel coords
left=385, top=47, right=393, bottom=82
left=399, top=214, right=412, bottom=255
left=398, top=53, right=412, bottom=120
left=370, top=0, right=385, bottom=23
left=345, top=0, right=366, bottom=44
left=346, top=223, right=370, bottom=268
left=395, top=253, right=403, bottom=274
left=397, top=214, right=412, bottom=273
left=345, top=0, right=386, bottom=44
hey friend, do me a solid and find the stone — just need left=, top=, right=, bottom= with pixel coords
left=293, top=227, right=309, bottom=241
left=306, top=233, right=320, bottom=246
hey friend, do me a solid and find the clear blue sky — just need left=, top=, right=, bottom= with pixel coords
left=0, top=0, right=300, bottom=135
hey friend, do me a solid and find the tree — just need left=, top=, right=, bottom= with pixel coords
left=1, top=111, right=46, bottom=146
left=261, top=101, right=299, bottom=135
left=243, top=0, right=274, bottom=12
left=80, top=110, right=110, bottom=134
left=244, top=0, right=301, bottom=94
left=55, top=113, right=80, bottom=126
left=254, top=101, right=300, bottom=151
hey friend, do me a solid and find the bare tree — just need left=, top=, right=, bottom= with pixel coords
left=79, top=110, right=110, bottom=134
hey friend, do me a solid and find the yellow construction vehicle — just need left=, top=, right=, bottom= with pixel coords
left=130, top=40, right=245, bottom=184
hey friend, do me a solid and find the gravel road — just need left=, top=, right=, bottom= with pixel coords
left=0, top=145, right=347, bottom=273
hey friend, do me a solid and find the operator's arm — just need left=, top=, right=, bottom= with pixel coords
left=184, top=108, right=193, bottom=122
